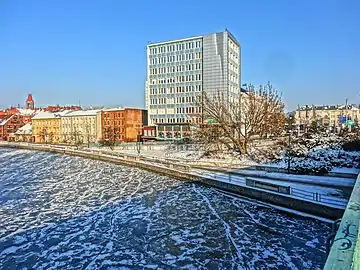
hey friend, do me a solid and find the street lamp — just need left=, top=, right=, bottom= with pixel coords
left=287, top=115, right=293, bottom=173
left=136, top=128, right=141, bottom=156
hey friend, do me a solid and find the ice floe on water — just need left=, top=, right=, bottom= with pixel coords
left=0, top=148, right=331, bottom=269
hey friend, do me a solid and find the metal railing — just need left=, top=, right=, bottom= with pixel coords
left=206, top=171, right=347, bottom=208
left=284, top=187, right=346, bottom=207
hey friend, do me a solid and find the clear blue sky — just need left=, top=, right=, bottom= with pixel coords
left=1, top=0, right=359, bottom=111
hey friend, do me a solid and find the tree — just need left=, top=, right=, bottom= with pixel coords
left=84, top=124, right=92, bottom=148
left=309, top=119, right=322, bottom=133
left=71, top=127, right=83, bottom=148
left=48, top=131, right=54, bottom=144
left=101, top=126, right=118, bottom=150
left=62, top=133, right=70, bottom=144
left=195, top=82, right=285, bottom=154
left=40, top=127, right=49, bottom=143
left=192, top=123, right=230, bottom=154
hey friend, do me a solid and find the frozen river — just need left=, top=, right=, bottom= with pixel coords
left=0, top=148, right=331, bottom=269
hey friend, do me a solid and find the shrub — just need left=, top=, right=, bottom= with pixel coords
left=342, top=140, right=360, bottom=151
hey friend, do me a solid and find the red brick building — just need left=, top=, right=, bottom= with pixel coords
left=101, top=108, right=148, bottom=142
left=0, top=115, right=26, bottom=141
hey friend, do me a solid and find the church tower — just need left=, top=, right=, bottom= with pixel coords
left=25, top=94, right=34, bottom=109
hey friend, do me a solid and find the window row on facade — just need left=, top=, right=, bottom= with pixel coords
left=150, top=74, right=203, bottom=84
left=62, top=118, right=96, bottom=122
left=176, top=106, right=202, bottom=114
left=150, top=63, right=202, bottom=74
left=149, top=52, right=202, bottom=65
left=152, top=117, right=202, bottom=124
left=102, top=120, right=126, bottom=126
left=62, top=124, right=96, bottom=128
left=102, top=125, right=126, bottom=132
left=150, top=95, right=200, bottom=105
left=228, top=61, right=239, bottom=72
left=228, top=73, right=239, bottom=84
left=228, top=52, right=239, bottom=63
left=150, top=85, right=202, bottom=95
left=103, top=112, right=124, bottom=119
left=149, top=40, right=202, bottom=55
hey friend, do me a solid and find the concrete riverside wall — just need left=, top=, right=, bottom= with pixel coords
left=324, top=174, right=360, bottom=270
left=0, top=143, right=345, bottom=220
left=196, top=177, right=344, bottom=220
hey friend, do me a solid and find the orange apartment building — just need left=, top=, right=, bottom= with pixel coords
left=101, top=108, right=148, bottom=142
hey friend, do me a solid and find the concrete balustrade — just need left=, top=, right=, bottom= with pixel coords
left=324, top=174, right=360, bottom=270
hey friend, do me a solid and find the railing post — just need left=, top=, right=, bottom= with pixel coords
left=326, top=232, right=336, bottom=255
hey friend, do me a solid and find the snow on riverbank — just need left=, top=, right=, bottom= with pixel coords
left=93, top=144, right=360, bottom=175
left=93, top=145, right=258, bottom=166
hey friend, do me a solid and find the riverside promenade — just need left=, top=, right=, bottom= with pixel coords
left=0, top=141, right=351, bottom=220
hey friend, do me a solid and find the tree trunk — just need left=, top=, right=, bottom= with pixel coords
left=241, top=140, right=247, bottom=154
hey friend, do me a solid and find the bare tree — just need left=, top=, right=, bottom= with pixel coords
left=48, top=131, right=54, bottom=144
left=195, top=82, right=285, bottom=154
left=192, top=123, right=229, bottom=153
left=62, top=133, right=69, bottom=144
left=40, top=127, right=49, bottom=144
left=100, top=126, right=117, bottom=150
left=84, top=123, right=92, bottom=148
left=71, top=127, right=83, bottom=148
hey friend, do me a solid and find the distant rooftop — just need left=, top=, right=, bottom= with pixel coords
left=32, top=111, right=57, bottom=120
left=298, top=104, right=360, bottom=111
left=62, top=109, right=100, bottom=117
left=15, top=123, right=32, bottom=135
left=103, top=107, right=146, bottom=112
left=0, top=115, right=15, bottom=126
left=148, top=29, right=240, bottom=47
left=17, top=108, right=36, bottom=116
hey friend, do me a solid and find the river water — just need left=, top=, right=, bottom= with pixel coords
left=0, top=148, right=330, bottom=269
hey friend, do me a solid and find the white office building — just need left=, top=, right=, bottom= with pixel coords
left=145, top=29, right=241, bottom=127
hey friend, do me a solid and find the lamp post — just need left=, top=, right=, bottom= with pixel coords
left=136, top=129, right=141, bottom=156
left=287, top=115, right=293, bottom=173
